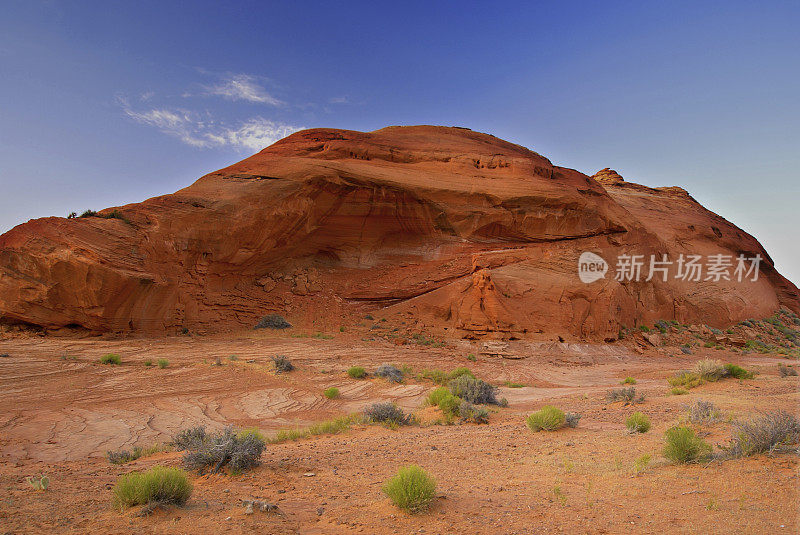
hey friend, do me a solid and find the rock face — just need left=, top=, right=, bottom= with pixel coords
left=0, top=125, right=798, bottom=339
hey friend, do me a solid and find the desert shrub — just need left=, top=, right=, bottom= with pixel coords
left=638, top=325, right=651, bottom=332
left=694, top=359, right=726, bottom=381
left=625, top=412, right=651, bottom=433
left=419, top=369, right=447, bottom=384
left=271, top=355, right=294, bottom=373
left=347, top=366, right=366, bottom=379
left=502, top=381, right=526, bottom=388
left=458, top=401, right=489, bottom=424
left=633, top=454, right=651, bottom=474
left=670, top=387, right=689, bottom=395
left=498, top=397, right=509, bottom=407
left=79, top=209, right=97, bottom=218
left=447, top=367, right=475, bottom=381
left=668, top=371, right=702, bottom=389
left=254, top=314, right=291, bottom=330
left=426, top=387, right=450, bottom=407
left=234, top=429, right=266, bottom=446
left=108, top=447, right=144, bottom=465
left=655, top=320, right=669, bottom=333
left=157, top=359, right=169, bottom=369
left=375, top=364, right=404, bottom=383
left=725, top=411, right=800, bottom=457
left=179, top=428, right=265, bottom=474
left=437, top=393, right=462, bottom=417
left=680, top=345, right=693, bottom=355
left=144, top=359, right=153, bottom=367
left=663, top=426, right=711, bottom=463
left=27, top=474, right=49, bottom=490
left=621, top=377, right=637, bottom=385
left=172, top=426, right=207, bottom=451
left=526, top=406, right=566, bottom=432
left=687, top=400, right=721, bottom=424
left=448, top=375, right=498, bottom=405
left=778, top=364, right=798, bottom=377
left=323, top=387, right=340, bottom=399
left=564, top=412, right=581, bottom=428
left=100, top=353, right=121, bottom=365
left=113, top=466, right=192, bottom=509
left=269, top=415, right=361, bottom=443
left=382, top=465, right=436, bottom=513
left=723, top=363, right=754, bottom=379
left=364, top=402, right=410, bottom=425
left=606, top=387, right=644, bottom=404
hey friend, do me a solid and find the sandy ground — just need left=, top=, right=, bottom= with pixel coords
left=0, top=333, right=798, bottom=534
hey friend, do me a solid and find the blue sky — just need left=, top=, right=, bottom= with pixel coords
left=1, top=1, right=798, bottom=284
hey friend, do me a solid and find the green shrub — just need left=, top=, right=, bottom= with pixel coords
left=269, top=415, right=361, bottom=443
left=621, top=377, right=637, bottom=385
left=663, top=426, right=711, bottom=463
left=100, top=353, right=121, bottom=365
left=107, top=444, right=169, bottom=464
left=638, top=325, right=651, bottom=332
left=323, top=387, right=340, bottom=399
left=437, top=393, right=462, bottom=417
left=144, top=359, right=153, bottom=367
left=27, top=474, right=49, bottom=491
left=113, top=466, right=192, bottom=508
left=633, top=454, right=651, bottom=474
left=382, top=465, right=436, bottom=513
left=502, top=381, right=526, bottom=388
left=670, top=387, right=689, bottom=395
left=723, top=363, right=754, bottom=379
left=157, top=359, right=169, bottom=369
left=668, top=371, right=702, bottom=389
left=447, top=367, right=475, bottom=381
left=236, top=428, right=266, bottom=442
left=426, top=387, right=450, bottom=407
left=694, top=359, right=726, bottom=381
left=625, top=412, right=651, bottom=433
left=526, top=406, right=566, bottom=432
left=448, top=375, right=498, bottom=404
left=347, top=366, right=367, bottom=379
left=419, top=368, right=447, bottom=384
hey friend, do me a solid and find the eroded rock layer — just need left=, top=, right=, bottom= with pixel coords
left=0, top=125, right=797, bottom=339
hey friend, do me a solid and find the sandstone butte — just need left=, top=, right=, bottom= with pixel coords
left=0, top=125, right=798, bottom=340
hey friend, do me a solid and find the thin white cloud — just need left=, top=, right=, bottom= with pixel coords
left=120, top=99, right=303, bottom=152
left=328, top=96, right=348, bottom=104
left=204, top=74, right=283, bottom=106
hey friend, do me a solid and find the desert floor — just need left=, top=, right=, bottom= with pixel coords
left=0, top=333, right=798, bottom=534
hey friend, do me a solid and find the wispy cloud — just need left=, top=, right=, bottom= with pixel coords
left=203, top=74, right=283, bottom=106
left=119, top=98, right=302, bottom=152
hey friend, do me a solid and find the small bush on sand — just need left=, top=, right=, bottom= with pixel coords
left=157, top=359, right=169, bottom=369
left=621, top=377, right=637, bottom=385
left=100, top=353, right=121, bottom=365
left=458, top=401, right=489, bottom=424
left=687, top=400, right=721, bottom=424
left=272, top=355, right=294, bottom=373
left=526, top=406, right=566, bottom=432
left=625, top=412, right=651, bottom=433
left=323, top=387, right=340, bottom=399
left=633, top=454, right=652, bottom=474
left=606, top=387, right=644, bottom=404
left=172, top=427, right=207, bottom=451
left=437, top=393, right=462, bottom=417
left=725, top=411, right=800, bottom=457
left=670, top=387, right=689, bottom=395
left=113, top=466, right=192, bottom=509
left=27, top=474, right=49, bottom=491
left=254, top=314, right=291, bottom=330
left=236, top=428, right=266, bottom=442
left=375, top=364, right=404, bottom=383
left=723, top=363, right=754, bottom=379
left=419, top=369, right=447, bottom=384
left=447, top=367, right=475, bottom=381
left=107, top=444, right=168, bottom=465
left=426, top=387, right=450, bottom=407
left=347, top=366, right=366, bottom=379
left=364, top=402, right=410, bottom=425
left=178, top=427, right=265, bottom=474
left=144, top=359, right=153, bottom=367
left=448, top=375, right=498, bottom=405
left=694, top=359, right=726, bottom=381
left=668, top=371, right=702, bottom=389
left=680, top=345, right=693, bottom=355
left=564, top=412, right=581, bottom=428
left=268, top=415, right=361, bottom=443
left=382, top=465, right=436, bottom=513
left=778, top=364, right=798, bottom=377
left=663, top=426, right=711, bottom=463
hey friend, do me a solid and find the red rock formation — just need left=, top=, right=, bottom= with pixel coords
left=0, top=126, right=797, bottom=339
